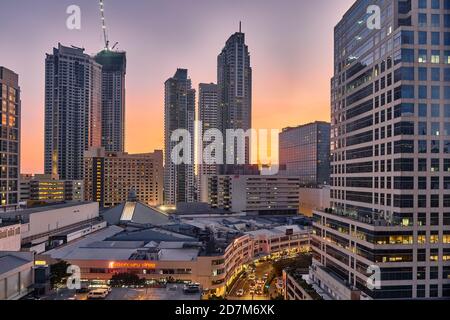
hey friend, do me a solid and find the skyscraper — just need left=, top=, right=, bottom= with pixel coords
left=45, top=44, right=102, bottom=180
left=310, top=0, right=450, bottom=299
left=279, top=121, right=330, bottom=186
left=164, top=69, right=196, bottom=205
left=94, top=50, right=127, bottom=152
left=198, top=83, right=220, bottom=195
left=0, top=67, right=20, bottom=208
left=218, top=24, right=252, bottom=165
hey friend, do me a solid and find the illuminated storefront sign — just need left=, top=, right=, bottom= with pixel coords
left=108, top=262, right=156, bottom=269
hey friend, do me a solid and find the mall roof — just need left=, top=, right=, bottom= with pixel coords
left=107, top=227, right=198, bottom=243
left=45, top=225, right=125, bottom=260
left=102, top=202, right=170, bottom=226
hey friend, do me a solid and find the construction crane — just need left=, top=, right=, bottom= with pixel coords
left=99, top=0, right=118, bottom=51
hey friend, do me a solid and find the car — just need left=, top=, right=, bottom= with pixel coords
left=249, top=289, right=255, bottom=295
left=168, top=285, right=178, bottom=292
left=236, top=289, right=244, bottom=297
left=183, top=284, right=201, bottom=294
left=97, top=285, right=112, bottom=293
left=248, top=274, right=256, bottom=281
left=87, top=289, right=109, bottom=300
left=263, top=273, right=269, bottom=279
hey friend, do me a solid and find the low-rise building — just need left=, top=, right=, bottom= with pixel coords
left=0, top=202, right=100, bottom=248
left=201, top=175, right=302, bottom=215
left=19, top=174, right=83, bottom=204
left=0, top=251, right=34, bottom=300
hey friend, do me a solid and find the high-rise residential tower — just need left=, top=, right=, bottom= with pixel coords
left=0, top=67, right=20, bottom=208
left=279, top=121, right=331, bottom=185
left=218, top=24, right=252, bottom=165
left=94, top=50, right=126, bottom=152
left=310, top=0, right=450, bottom=299
left=164, top=69, right=196, bottom=205
left=198, top=83, right=220, bottom=195
left=44, top=44, right=102, bottom=180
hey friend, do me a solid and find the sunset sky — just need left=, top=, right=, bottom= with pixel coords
left=0, top=0, right=355, bottom=173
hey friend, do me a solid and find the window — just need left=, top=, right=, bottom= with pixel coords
left=418, top=158, right=427, bottom=172
left=402, top=31, right=414, bottom=44
left=431, top=50, right=440, bottom=64
left=431, top=86, right=440, bottom=99
left=419, top=86, right=427, bottom=99
left=431, top=177, right=440, bottom=190
left=431, top=68, right=440, bottom=81
left=431, top=104, right=440, bottom=117
left=445, top=123, right=450, bottom=135
left=419, top=122, right=427, bottom=135
left=418, top=13, right=427, bottom=27
left=419, top=104, right=427, bottom=117
left=418, top=140, right=427, bottom=153
left=445, top=51, right=450, bottom=64
left=445, top=141, right=450, bottom=153
left=431, top=159, right=440, bottom=172
left=431, top=122, right=440, bottom=136
left=418, top=31, right=427, bottom=45
left=419, top=68, right=427, bottom=81
left=431, top=140, right=440, bottom=153
left=431, top=32, right=440, bottom=45
left=446, top=105, right=450, bottom=117
left=418, top=49, right=427, bottom=63
left=431, top=15, right=440, bottom=28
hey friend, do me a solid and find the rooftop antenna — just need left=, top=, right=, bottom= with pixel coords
left=99, top=0, right=109, bottom=50
left=239, top=21, right=242, bottom=33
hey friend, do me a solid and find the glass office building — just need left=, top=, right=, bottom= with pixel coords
left=311, top=0, right=450, bottom=299
left=279, top=121, right=330, bottom=186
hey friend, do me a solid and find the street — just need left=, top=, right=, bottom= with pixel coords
left=227, top=260, right=277, bottom=301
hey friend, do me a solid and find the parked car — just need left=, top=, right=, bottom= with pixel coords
left=183, top=283, right=201, bottom=294
left=236, top=289, right=244, bottom=297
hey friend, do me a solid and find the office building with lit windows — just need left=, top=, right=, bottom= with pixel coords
left=0, top=67, right=20, bottom=209
left=310, top=0, right=450, bottom=300
left=19, top=174, right=83, bottom=204
left=201, top=174, right=302, bottom=215
left=44, top=44, right=102, bottom=181
left=279, top=122, right=331, bottom=186
left=84, top=147, right=163, bottom=208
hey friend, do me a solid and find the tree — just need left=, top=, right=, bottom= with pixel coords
left=50, top=260, right=70, bottom=289
left=110, top=273, right=145, bottom=287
